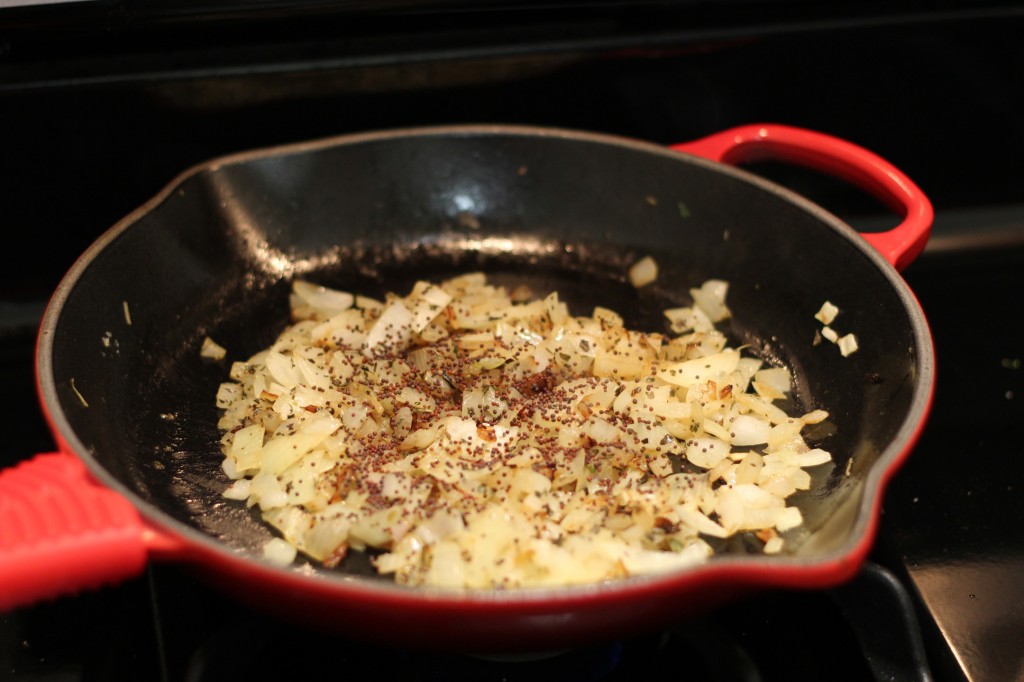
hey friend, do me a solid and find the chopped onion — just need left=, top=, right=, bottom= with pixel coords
left=657, top=350, right=740, bottom=388
left=213, top=273, right=832, bottom=589
left=363, top=301, right=416, bottom=355
left=815, top=301, right=839, bottom=325
left=838, top=333, right=859, bottom=356
left=262, top=537, right=298, bottom=566
left=223, top=478, right=252, bottom=500
left=628, top=256, right=658, bottom=288
left=729, top=414, right=771, bottom=446
left=686, top=436, right=730, bottom=468
left=754, top=367, right=791, bottom=394
left=292, top=280, right=355, bottom=315
left=228, top=424, right=264, bottom=472
left=813, top=299, right=858, bottom=358
left=200, top=337, right=227, bottom=361
left=690, top=279, right=731, bottom=322
left=801, top=409, right=829, bottom=424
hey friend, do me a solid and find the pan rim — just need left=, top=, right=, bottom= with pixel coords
left=34, top=123, right=935, bottom=604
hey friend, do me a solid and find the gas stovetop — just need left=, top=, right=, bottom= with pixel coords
left=2, top=6, right=1023, bottom=680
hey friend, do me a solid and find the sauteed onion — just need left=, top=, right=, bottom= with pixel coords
left=215, top=273, right=832, bottom=588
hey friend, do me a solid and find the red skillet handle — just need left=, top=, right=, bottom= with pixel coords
left=672, top=124, right=933, bottom=271
left=0, top=453, right=150, bottom=610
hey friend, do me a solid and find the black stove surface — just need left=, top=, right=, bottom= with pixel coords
left=4, top=563, right=884, bottom=681
left=3, top=6, right=1024, bottom=681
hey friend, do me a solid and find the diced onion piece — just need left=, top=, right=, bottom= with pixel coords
left=795, top=448, right=832, bottom=467
left=584, top=417, right=621, bottom=444
left=676, top=506, right=729, bottom=538
left=216, top=382, right=241, bottom=409
left=401, top=425, right=443, bottom=451
left=734, top=357, right=763, bottom=386
left=261, top=415, right=340, bottom=474
left=223, top=478, right=252, bottom=500
left=228, top=424, right=265, bottom=472
left=775, top=506, right=803, bottom=531
left=292, top=280, right=355, bottom=314
left=250, top=471, right=288, bottom=510
left=815, top=301, right=839, bottom=325
left=629, top=256, right=658, bottom=288
left=305, top=515, right=352, bottom=561
left=263, top=537, right=298, bottom=566
left=201, top=337, right=227, bottom=361
left=733, top=451, right=763, bottom=484
left=593, top=347, right=646, bottom=380
left=838, top=333, right=859, bottom=356
left=801, top=409, right=829, bottom=424
left=733, top=391, right=790, bottom=424
left=690, top=279, right=731, bottom=322
left=664, top=306, right=714, bottom=334
left=767, top=419, right=804, bottom=450
left=409, top=283, right=452, bottom=332
left=657, top=350, right=740, bottom=388
left=265, top=351, right=301, bottom=388
left=363, top=301, right=416, bottom=355
left=685, top=436, right=730, bottom=469
left=702, top=419, right=732, bottom=442
left=619, top=542, right=710, bottom=574
left=754, top=367, right=791, bottom=394
left=729, top=414, right=771, bottom=446
left=312, top=309, right=367, bottom=347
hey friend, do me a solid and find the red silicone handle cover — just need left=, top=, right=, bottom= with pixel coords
left=672, top=124, right=933, bottom=271
left=0, top=453, right=148, bottom=610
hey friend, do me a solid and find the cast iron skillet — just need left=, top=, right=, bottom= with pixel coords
left=0, top=124, right=934, bottom=651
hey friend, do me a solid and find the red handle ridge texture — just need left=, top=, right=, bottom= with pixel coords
left=0, top=453, right=148, bottom=610
left=672, top=124, right=934, bottom=271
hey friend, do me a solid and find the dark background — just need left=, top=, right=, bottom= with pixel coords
left=3, top=2, right=1023, bottom=298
